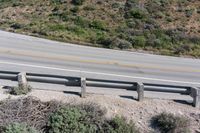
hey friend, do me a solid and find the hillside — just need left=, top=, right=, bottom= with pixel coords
left=0, top=0, right=200, bottom=57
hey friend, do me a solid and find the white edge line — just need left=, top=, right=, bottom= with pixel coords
left=0, top=61, right=200, bottom=85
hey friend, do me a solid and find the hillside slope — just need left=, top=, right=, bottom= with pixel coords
left=0, top=0, right=200, bottom=57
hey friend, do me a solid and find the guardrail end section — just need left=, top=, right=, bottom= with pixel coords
left=81, top=77, right=86, bottom=98
left=137, top=82, right=144, bottom=102
left=190, top=87, right=200, bottom=108
left=17, top=72, right=27, bottom=88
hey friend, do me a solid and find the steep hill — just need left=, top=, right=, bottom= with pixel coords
left=0, top=0, right=200, bottom=57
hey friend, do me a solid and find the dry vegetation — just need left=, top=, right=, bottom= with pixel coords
left=0, top=0, right=200, bottom=57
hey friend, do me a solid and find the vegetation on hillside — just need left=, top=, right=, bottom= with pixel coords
left=0, top=0, right=200, bottom=57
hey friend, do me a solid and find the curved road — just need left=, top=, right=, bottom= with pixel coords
left=0, top=30, right=200, bottom=87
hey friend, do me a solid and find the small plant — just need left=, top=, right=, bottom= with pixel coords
left=10, top=85, right=32, bottom=95
left=126, top=8, right=146, bottom=19
left=89, top=20, right=106, bottom=30
left=152, top=112, right=190, bottom=133
left=185, top=9, right=194, bottom=17
left=10, top=23, right=23, bottom=29
left=72, top=0, right=85, bottom=5
left=2, top=123, right=38, bottom=133
left=109, top=38, right=132, bottom=49
left=103, top=116, right=140, bottom=133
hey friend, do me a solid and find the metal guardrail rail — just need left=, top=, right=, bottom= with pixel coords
left=0, top=70, right=199, bottom=108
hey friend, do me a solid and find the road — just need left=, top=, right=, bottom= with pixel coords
left=0, top=30, right=200, bottom=87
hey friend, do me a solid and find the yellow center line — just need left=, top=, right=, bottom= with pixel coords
left=0, top=47, right=200, bottom=73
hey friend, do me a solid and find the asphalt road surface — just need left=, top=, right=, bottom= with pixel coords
left=0, top=30, right=200, bottom=87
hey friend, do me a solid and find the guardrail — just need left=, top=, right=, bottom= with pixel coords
left=0, top=70, right=199, bottom=108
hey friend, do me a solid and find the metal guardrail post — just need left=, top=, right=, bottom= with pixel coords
left=17, top=72, right=27, bottom=88
left=81, top=77, right=86, bottom=98
left=190, top=87, right=200, bottom=108
left=137, top=82, right=144, bottom=101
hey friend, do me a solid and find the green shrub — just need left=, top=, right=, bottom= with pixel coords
left=174, top=43, right=192, bottom=54
left=51, top=0, right=65, bottom=4
left=10, top=23, right=24, bottom=29
left=89, top=20, right=106, bottom=30
left=132, top=36, right=146, bottom=48
left=83, top=5, right=96, bottom=11
left=67, top=25, right=86, bottom=36
left=103, top=116, right=140, bottom=133
left=48, top=104, right=140, bottom=133
left=109, top=38, right=132, bottom=49
left=70, top=6, right=79, bottom=13
left=2, top=123, right=38, bottom=133
left=152, top=112, right=190, bottom=133
left=72, top=0, right=85, bottom=5
left=10, top=85, right=32, bottom=95
left=47, top=104, right=106, bottom=133
left=74, top=16, right=90, bottom=28
left=185, top=9, right=194, bottom=17
left=126, top=8, right=146, bottom=19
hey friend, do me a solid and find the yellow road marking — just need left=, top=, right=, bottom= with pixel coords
left=0, top=47, right=200, bottom=73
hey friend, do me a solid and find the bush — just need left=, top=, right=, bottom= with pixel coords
left=152, top=112, right=190, bottom=133
left=74, top=16, right=90, bottom=28
left=109, top=38, right=132, bottom=49
left=72, top=0, right=85, bottom=5
left=47, top=104, right=106, bottom=133
left=89, top=20, right=106, bottom=30
left=10, top=85, right=32, bottom=95
left=2, top=123, right=39, bottom=133
left=103, top=116, right=140, bottom=133
left=132, top=36, right=146, bottom=48
left=10, top=23, right=24, bottom=29
left=126, top=8, right=146, bottom=19
left=174, top=43, right=192, bottom=54
left=185, top=9, right=194, bottom=17
left=48, top=104, right=139, bottom=133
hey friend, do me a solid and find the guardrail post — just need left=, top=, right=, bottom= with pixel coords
left=190, top=87, right=200, bottom=108
left=81, top=77, right=86, bottom=98
left=137, top=82, right=144, bottom=101
left=17, top=72, right=27, bottom=88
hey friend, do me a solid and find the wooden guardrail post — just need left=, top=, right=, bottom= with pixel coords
left=17, top=72, right=27, bottom=88
left=190, top=87, right=200, bottom=108
left=137, top=82, right=144, bottom=101
left=81, top=77, right=86, bottom=98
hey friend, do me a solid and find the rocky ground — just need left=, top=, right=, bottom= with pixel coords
left=0, top=88, right=200, bottom=132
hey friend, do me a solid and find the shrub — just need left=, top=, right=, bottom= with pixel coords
left=152, top=112, right=190, bottom=133
left=126, top=8, right=146, bottom=19
left=103, top=116, right=140, bottom=133
left=89, top=20, right=106, bottom=30
left=72, top=0, right=85, bottom=5
left=10, top=85, right=32, bottom=95
left=174, top=43, right=192, bottom=54
left=47, top=104, right=106, bottom=133
left=109, top=38, right=132, bottom=49
left=132, top=36, right=146, bottom=48
left=2, top=123, right=39, bottom=133
left=70, top=6, right=79, bottom=13
left=10, top=23, right=24, bottom=29
left=83, top=5, right=96, bottom=11
left=185, top=9, right=194, bottom=17
left=74, top=16, right=90, bottom=28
